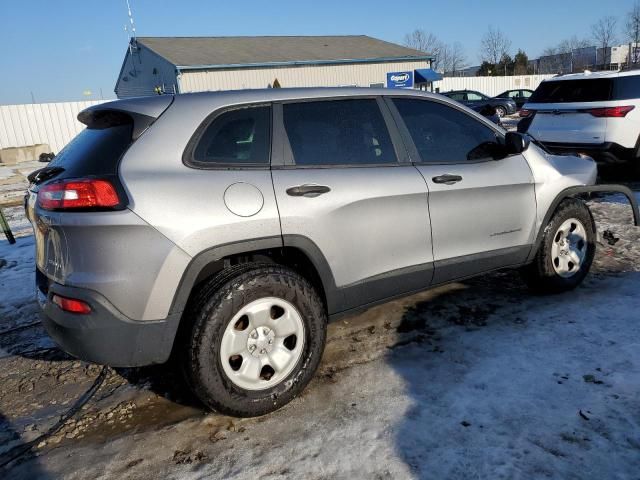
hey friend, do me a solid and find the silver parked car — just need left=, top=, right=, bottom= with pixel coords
left=26, top=88, right=638, bottom=417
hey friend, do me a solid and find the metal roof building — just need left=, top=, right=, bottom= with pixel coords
left=114, top=35, right=434, bottom=98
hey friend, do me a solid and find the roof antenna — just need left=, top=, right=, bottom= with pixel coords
left=126, top=0, right=137, bottom=45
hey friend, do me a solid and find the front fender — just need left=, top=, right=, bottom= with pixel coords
left=526, top=184, right=639, bottom=262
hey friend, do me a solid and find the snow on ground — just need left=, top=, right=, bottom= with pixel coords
left=0, top=197, right=639, bottom=479
left=5, top=265, right=639, bottom=480
left=0, top=235, right=38, bottom=332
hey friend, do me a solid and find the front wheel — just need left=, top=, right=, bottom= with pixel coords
left=181, top=264, right=327, bottom=417
left=521, top=199, right=596, bottom=293
left=495, top=105, right=507, bottom=118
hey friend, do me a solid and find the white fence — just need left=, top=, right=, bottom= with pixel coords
left=0, top=100, right=109, bottom=154
left=434, top=74, right=555, bottom=97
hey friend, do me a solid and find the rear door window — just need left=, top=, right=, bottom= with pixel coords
left=191, top=106, right=271, bottom=166
left=282, top=99, right=397, bottom=166
left=466, top=92, right=485, bottom=101
left=392, top=98, right=499, bottom=163
left=529, top=79, right=613, bottom=103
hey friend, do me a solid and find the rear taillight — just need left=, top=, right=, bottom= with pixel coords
left=52, top=294, right=92, bottom=314
left=586, top=106, right=635, bottom=118
left=519, top=109, right=532, bottom=118
left=37, top=179, right=120, bottom=211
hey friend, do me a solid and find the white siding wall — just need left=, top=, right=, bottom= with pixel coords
left=434, top=75, right=555, bottom=97
left=178, top=61, right=430, bottom=92
left=116, top=44, right=178, bottom=98
left=0, top=100, right=108, bottom=153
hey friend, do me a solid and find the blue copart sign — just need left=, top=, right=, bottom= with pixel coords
left=386, top=71, right=414, bottom=89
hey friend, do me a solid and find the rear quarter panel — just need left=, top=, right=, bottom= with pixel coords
left=118, top=97, right=282, bottom=257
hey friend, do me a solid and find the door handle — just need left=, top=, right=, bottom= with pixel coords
left=432, top=174, right=463, bottom=185
left=286, top=184, right=331, bottom=197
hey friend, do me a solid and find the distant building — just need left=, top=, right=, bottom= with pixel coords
left=114, top=35, right=437, bottom=98
left=611, top=43, right=640, bottom=68
left=443, top=65, right=480, bottom=77
left=530, top=43, right=639, bottom=75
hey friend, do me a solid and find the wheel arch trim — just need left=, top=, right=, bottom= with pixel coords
left=527, top=184, right=639, bottom=262
left=167, top=235, right=341, bottom=317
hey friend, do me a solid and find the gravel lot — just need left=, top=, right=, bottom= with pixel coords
left=0, top=166, right=639, bottom=479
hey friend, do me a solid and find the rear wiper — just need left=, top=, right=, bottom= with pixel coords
left=27, top=166, right=65, bottom=185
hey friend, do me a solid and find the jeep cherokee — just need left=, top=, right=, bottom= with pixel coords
left=26, top=88, right=638, bottom=417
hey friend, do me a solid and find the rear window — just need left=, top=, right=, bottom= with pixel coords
left=529, top=79, right=613, bottom=103
left=48, top=111, right=133, bottom=178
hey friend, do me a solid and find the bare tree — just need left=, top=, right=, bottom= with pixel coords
left=480, top=26, right=512, bottom=64
left=626, top=1, right=640, bottom=64
left=439, top=42, right=468, bottom=74
left=591, top=16, right=617, bottom=68
left=403, top=29, right=444, bottom=70
left=403, top=29, right=439, bottom=52
left=557, top=36, right=591, bottom=53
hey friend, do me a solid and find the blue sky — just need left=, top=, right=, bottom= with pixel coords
left=1, top=0, right=637, bottom=104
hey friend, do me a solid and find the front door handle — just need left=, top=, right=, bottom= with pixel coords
left=286, top=184, right=331, bottom=197
left=432, top=174, right=463, bottom=185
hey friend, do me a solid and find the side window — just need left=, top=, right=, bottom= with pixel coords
left=282, top=99, right=397, bottom=166
left=448, top=93, right=465, bottom=101
left=191, top=106, right=271, bottom=166
left=521, top=90, right=532, bottom=98
left=466, top=92, right=484, bottom=101
left=509, top=91, right=520, bottom=99
left=392, top=98, right=499, bottom=163
left=613, top=76, right=640, bottom=100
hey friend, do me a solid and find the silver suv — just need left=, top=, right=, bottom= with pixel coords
left=26, top=88, right=638, bottom=417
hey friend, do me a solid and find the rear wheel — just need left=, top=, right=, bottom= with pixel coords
left=181, top=264, right=327, bottom=417
left=521, top=199, right=596, bottom=293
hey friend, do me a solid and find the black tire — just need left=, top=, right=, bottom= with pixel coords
left=495, top=105, right=507, bottom=118
left=181, top=264, right=327, bottom=417
left=521, top=199, right=596, bottom=294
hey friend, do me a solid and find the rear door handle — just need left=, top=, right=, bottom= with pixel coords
left=432, top=174, right=463, bottom=185
left=286, top=184, right=331, bottom=197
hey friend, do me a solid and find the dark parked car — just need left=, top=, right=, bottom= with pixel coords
left=442, top=90, right=517, bottom=117
left=495, top=89, right=535, bottom=109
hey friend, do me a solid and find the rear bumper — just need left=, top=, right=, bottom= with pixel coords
left=541, top=142, right=637, bottom=165
left=37, top=271, right=181, bottom=367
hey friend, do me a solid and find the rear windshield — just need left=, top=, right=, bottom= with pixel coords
left=529, top=79, right=612, bottom=103
left=48, top=112, right=133, bottom=178
left=529, top=75, right=640, bottom=103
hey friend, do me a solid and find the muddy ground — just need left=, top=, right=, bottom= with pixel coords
left=0, top=188, right=639, bottom=479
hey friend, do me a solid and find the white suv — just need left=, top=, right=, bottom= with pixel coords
left=519, top=70, right=640, bottom=172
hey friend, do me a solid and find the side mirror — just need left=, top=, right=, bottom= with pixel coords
left=504, top=131, right=530, bottom=155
